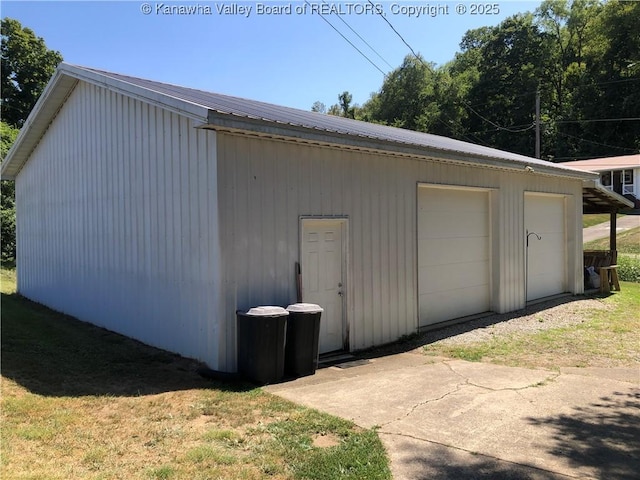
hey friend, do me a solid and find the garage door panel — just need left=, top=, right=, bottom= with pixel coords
left=418, top=186, right=491, bottom=328
left=419, top=261, right=489, bottom=293
left=525, top=194, right=566, bottom=301
left=420, top=285, right=490, bottom=325
left=419, top=237, right=489, bottom=267
left=418, top=212, right=488, bottom=239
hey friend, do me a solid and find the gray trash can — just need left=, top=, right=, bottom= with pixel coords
left=284, top=303, right=323, bottom=378
left=236, top=306, right=288, bottom=385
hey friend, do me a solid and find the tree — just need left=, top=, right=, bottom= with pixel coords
left=1, top=19, right=62, bottom=260
left=1, top=121, right=19, bottom=259
left=1, top=18, right=63, bottom=127
left=458, top=13, right=548, bottom=157
left=311, top=101, right=326, bottom=114
left=364, top=54, right=437, bottom=131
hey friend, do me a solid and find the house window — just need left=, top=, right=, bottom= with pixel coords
left=601, top=172, right=612, bottom=189
left=623, top=169, right=634, bottom=195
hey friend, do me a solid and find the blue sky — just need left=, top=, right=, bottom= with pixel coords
left=2, top=1, right=542, bottom=110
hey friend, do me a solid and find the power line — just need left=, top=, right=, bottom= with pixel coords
left=368, top=0, right=432, bottom=72
left=555, top=131, right=637, bottom=153
left=305, top=1, right=387, bottom=77
left=462, top=102, right=536, bottom=133
left=555, top=117, right=640, bottom=124
left=323, top=0, right=393, bottom=70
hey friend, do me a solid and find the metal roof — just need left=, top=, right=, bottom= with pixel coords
left=2, top=63, right=598, bottom=181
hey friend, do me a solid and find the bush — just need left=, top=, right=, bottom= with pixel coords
left=617, top=254, right=640, bottom=283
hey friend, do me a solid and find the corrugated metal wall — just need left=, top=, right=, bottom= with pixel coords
left=16, top=81, right=224, bottom=368
left=15, top=81, right=584, bottom=372
left=216, top=132, right=584, bottom=367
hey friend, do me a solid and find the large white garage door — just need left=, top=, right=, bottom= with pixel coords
left=525, top=193, right=567, bottom=301
left=418, top=186, right=491, bottom=327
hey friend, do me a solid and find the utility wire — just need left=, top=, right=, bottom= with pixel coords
left=555, top=131, right=637, bottom=153
left=306, top=1, right=387, bottom=77
left=462, top=102, right=536, bottom=133
left=323, top=0, right=394, bottom=70
left=368, top=0, right=432, bottom=71
left=555, top=117, right=640, bottom=124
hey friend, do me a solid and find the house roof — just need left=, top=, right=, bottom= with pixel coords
left=2, top=63, right=597, bottom=182
left=562, top=154, right=640, bottom=172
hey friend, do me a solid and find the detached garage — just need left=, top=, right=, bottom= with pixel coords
left=1, top=64, right=596, bottom=371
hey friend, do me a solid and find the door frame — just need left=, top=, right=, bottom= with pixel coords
left=299, top=216, right=349, bottom=352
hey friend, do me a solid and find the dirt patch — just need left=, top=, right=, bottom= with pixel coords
left=312, top=433, right=341, bottom=448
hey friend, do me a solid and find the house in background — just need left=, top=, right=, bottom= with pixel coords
left=564, top=155, right=640, bottom=209
left=2, top=64, right=612, bottom=371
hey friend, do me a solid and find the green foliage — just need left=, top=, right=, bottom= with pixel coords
left=1, top=121, right=19, bottom=260
left=320, top=0, right=639, bottom=159
left=617, top=255, right=640, bottom=283
left=1, top=17, right=63, bottom=127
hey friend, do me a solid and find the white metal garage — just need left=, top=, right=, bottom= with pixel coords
left=418, top=185, right=491, bottom=326
left=524, top=193, right=567, bottom=301
left=2, top=64, right=598, bottom=370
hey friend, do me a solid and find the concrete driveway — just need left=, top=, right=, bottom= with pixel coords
left=266, top=352, right=640, bottom=479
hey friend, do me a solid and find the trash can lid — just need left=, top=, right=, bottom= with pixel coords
left=245, top=306, right=289, bottom=316
left=286, top=303, right=324, bottom=313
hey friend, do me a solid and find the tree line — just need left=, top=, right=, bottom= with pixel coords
left=1, top=18, right=63, bottom=260
left=315, top=0, right=639, bottom=162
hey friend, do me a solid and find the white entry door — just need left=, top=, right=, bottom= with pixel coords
left=301, top=219, right=346, bottom=354
left=525, top=193, right=567, bottom=301
left=418, top=186, right=491, bottom=327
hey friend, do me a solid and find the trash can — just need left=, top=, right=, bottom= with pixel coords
left=284, top=303, right=323, bottom=378
left=236, top=306, right=288, bottom=385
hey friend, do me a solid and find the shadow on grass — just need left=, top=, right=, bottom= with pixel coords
left=526, top=390, right=640, bottom=480
left=1, top=292, right=254, bottom=397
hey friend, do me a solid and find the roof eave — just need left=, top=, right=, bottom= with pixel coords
left=203, top=111, right=598, bottom=181
left=1, top=69, right=78, bottom=180
left=1, top=63, right=211, bottom=180
left=582, top=179, right=634, bottom=213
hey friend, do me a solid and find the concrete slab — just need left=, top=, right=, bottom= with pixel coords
left=265, top=353, right=640, bottom=479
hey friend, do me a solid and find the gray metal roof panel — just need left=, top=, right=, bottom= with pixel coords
left=78, top=66, right=591, bottom=175
left=2, top=63, right=597, bottom=181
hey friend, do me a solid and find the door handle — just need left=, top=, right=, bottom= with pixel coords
left=338, top=291, right=343, bottom=296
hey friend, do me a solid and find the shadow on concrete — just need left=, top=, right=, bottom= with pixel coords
left=526, top=390, right=640, bottom=480
left=1, top=292, right=253, bottom=397
left=387, top=439, right=572, bottom=480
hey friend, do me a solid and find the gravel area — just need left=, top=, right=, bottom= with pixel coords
left=421, top=295, right=611, bottom=347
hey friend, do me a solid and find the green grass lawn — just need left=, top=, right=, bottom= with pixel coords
left=0, top=267, right=391, bottom=480
left=582, top=213, right=625, bottom=228
left=584, top=225, right=640, bottom=255
left=424, top=282, right=640, bottom=370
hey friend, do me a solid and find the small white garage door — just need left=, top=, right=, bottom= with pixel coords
left=418, top=186, right=491, bottom=327
left=525, top=193, right=567, bottom=301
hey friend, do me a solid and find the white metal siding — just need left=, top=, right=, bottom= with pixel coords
left=15, top=84, right=585, bottom=371
left=216, top=133, right=584, bottom=362
left=216, top=134, right=419, bottom=363
left=15, top=81, right=224, bottom=368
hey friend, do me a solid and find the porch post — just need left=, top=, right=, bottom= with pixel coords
left=610, top=210, right=617, bottom=252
